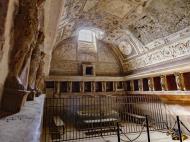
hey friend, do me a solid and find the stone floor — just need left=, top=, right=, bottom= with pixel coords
left=44, top=129, right=190, bottom=142
left=70, top=131, right=190, bottom=142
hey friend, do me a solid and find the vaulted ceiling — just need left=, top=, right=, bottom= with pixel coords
left=53, top=0, right=190, bottom=64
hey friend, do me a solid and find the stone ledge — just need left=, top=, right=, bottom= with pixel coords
left=0, top=94, right=45, bottom=142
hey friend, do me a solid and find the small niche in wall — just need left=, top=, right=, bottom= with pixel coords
left=126, top=81, right=131, bottom=91
left=106, top=82, right=113, bottom=92
left=82, top=64, right=95, bottom=76
left=183, top=72, right=190, bottom=90
left=86, top=67, right=93, bottom=75
left=153, top=77, right=162, bottom=91
left=72, top=82, right=80, bottom=92
left=96, top=82, right=102, bottom=92
left=84, top=82, right=91, bottom=92
left=60, top=82, right=67, bottom=93
left=117, top=81, right=123, bottom=89
left=134, top=80, right=139, bottom=91
left=46, top=81, right=54, bottom=88
left=143, top=78, right=149, bottom=91
left=166, top=74, right=177, bottom=91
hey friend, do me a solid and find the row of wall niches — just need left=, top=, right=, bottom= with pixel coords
left=125, top=72, right=190, bottom=91
left=45, top=81, right=124, bottom=93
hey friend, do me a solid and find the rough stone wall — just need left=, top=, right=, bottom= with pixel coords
left=0, top=0, right=64, bottom=108
left=0, top=0, right=46, bottom=109
left=0, top=0, right=9, bottom=61
left=50, top=38, right=122, bottom=76
left=0, top=0, right=17, bottom=107
left=3, top=0, right=40, bottom=90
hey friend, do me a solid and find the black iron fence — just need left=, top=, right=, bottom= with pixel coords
left=43, top=94, right=171, bottom=142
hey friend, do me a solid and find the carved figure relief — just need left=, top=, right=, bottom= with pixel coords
left=67, top=81, right=72, bottom=93
left=138, top=79, right=143, bottom=91
left=80, top=81, right=84, bottom=93
left=148, top=78, right=154, bottom=91
left=119, top=41, right=133, bottom=56
left=35, top=52, right=46, bottom=92
left=174, top=73, right=184, bottom=91
left=91, top=82, right=96, bottom=92
left=28, top=31, right=44, bottom=90
left=160, top=75, right=167, bottom=91
left=130, top=80, right=134, bottom=91
left=102, top=81, right=106, bottom=92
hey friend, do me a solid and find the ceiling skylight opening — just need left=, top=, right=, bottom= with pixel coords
left=78, top=28, right=104, bottom=41
left=77, top=28, right=104, bottom=53
left=78, top=29, right=96, bottom=42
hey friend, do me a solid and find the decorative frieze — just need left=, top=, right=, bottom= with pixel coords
left=124, top=38, right=190, bottom=71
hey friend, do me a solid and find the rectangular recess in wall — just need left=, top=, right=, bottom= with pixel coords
left=60, top=82, right=67, bottom=93
left=143, top=78, right=149, bottom=91
left=153, top=77, right=162, bottom=91
left=126, top=81, right=131, bottom=91
left=96, top=82, right=102, bottom=92
left=72, top=82, right=80, bottom=92
left=166, top=74, right=177, bottom=91
left=45, top=81, right=54, bottom=88
left=117, top=81, right=123, bottom=89
left=84, top=82, right=91, bottom=92
left=134, top=80, right=139, bottom=91
left=183, top=72, right=190, bottom=90
left=106, top=82, right=113, bottom=92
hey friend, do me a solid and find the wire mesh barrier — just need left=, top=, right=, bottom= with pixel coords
left=43, top=94, right=170, bottom=142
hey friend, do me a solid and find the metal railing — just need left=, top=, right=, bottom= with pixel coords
left=43, top=94, right=170, bottom=142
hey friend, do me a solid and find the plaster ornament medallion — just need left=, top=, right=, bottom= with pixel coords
left=119, top=41, right=133, bottom=55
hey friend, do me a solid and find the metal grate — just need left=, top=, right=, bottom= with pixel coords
left=43, top=94, right=169, bottom=142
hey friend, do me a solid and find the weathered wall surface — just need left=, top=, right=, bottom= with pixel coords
left=43, top=0, right=64, bottom=76
left=0, top=0, right=17, bottom=106
left=0, top=0, right=48, bottom=112
left=0, top=0, right=63, bottom=108
left=0, top=0, right=8, bottom=61
left=50, top=38, right=122, bottom=76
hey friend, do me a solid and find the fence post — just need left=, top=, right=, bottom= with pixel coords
left=99, top=96, right=103, bottom=136
left=177, top=116, right=183, bottom=142
left=145, top=115, right=150, bottom=142
left=117, top=122, right=120, bottom=142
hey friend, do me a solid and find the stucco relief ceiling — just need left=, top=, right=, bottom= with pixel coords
left=55, top=0, right=190, bottom=60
